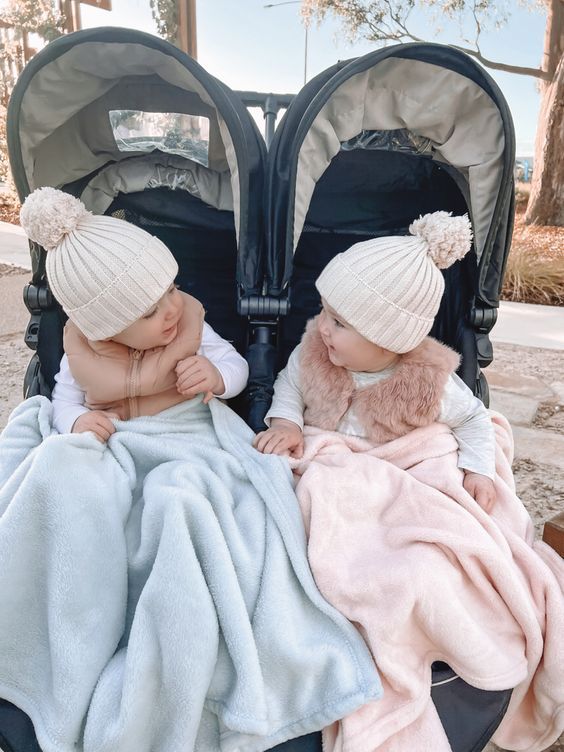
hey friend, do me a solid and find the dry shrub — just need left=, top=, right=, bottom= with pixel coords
left=514, top=180, right=531, bottom=210
left=502, top=238, right=564, bottom=306
left=500, top=192, right=564, bottom=306
left=0, top=182, right=21, bottom=224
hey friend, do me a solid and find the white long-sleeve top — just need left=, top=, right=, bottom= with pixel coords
left=52, top=321, right=249, bottom=434
left=264, top=344, right=495, bottom=479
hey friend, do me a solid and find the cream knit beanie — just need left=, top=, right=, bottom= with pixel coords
left=315, top=211, right=473, bottom=353
left=20, top=187, right=178, bottom=341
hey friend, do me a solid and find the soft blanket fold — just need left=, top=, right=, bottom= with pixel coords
left=0, top=396, right=381, bottom=752
left=289, top=414, right=564, bottom=752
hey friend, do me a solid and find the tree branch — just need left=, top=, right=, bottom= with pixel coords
left=471, top=1, right=482, bottom=52
left=448, top=42, right=550, bottom=79
left=314, top=0, right=551, bottom=80
left=382, top=0, right=426, bottom=42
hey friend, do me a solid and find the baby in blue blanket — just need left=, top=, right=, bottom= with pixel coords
left=0, top=188, right=381, bottom=752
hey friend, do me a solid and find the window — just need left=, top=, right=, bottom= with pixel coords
left=109, top=110, right=210, bottom=167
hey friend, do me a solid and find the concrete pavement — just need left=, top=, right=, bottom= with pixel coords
left=0, top=221, right=30, bottom=270
left=490, top=301, right=564, bottom=351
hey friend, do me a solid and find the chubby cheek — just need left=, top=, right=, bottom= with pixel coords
left=172, top=291, right=184, bottom=313
left=327, top=335, right=349, bottom=363
left=138, top=321, right=162, bottom=348
left=154, top=319, right=168, bottom=338
left=171, top=300, right=182, bottom=320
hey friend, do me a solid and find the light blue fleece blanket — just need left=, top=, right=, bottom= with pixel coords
left=0, top=396, right=381, bottom=752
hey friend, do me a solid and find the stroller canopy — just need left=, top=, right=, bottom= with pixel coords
left=7, top=26, right=265, bottom=296
left=267, top=43, right=515, bottom=307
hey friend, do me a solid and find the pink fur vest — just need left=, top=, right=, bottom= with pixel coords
left=299, top=316, right=460, bottom=443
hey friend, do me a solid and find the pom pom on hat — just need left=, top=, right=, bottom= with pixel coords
left=20, top=187, right=91, bottom=252
left=18, top=186, right=178, bottom=341
left=409, top=211, right=473, bottom=269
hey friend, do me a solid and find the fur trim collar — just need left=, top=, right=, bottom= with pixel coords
left=299, top=316, right=460, bottom=443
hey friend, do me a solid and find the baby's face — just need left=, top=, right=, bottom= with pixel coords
left=318, top=299, right=399, bottom=372
left=111, top=284, right=183, bottom=351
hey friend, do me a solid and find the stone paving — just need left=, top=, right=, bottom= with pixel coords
left=488, top=369, right=564, bottom=471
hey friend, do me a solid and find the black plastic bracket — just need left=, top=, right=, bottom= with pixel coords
left=238, top=294, right=290, bottom=317
left=234, top=91, right=294, bottom=148
left=468, top=306, right=498, bottom=333
left=23, top=283, right=53, bottom=313
left=468, top=305, right=498, bottom=370
left=22, top=283, right=54, bottom=351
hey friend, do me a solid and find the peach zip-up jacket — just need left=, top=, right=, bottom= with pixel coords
left=63, top=292, right=204, bottom=421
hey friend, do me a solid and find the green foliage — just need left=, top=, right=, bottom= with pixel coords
left=0, top=0, right=64, bottom=106
left=301, top=0, right=514, bottom=46
left=0, top=0, right=64, bottom=40
left=0, top=106, right=9, bottom=183
left=0, top=0, right=64, bottom=219
left=0, top=104, right=20, bottom=222
left=149, top=0, right=178, bottom=43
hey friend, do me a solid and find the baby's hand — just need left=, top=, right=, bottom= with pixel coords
left=72, top=410, right=118, bottom=443
left=175, top=355, right=225, bottom=404
left=463, top=471, right=496, bottom=511
left=253, top=419, right=304, bottom=458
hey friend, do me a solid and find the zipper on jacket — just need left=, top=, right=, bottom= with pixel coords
left=127, top=348, right=143, bottom=418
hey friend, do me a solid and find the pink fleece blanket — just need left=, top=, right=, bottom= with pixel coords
left=290, top=413, right=564, bottom=752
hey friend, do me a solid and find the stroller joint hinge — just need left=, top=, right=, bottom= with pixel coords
left=238, top=295, right=289, bottom=317
left=468, top=306, right=498, bottom=334
left=23, top=283, right=54, bottom=314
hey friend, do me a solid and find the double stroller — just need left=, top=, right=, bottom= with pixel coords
left=2, top=26, right=516, bottom=752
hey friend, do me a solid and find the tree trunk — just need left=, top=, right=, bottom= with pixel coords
left=525, top=0, right=564, bottom=226
left=525, top=52, right=564, bottom=226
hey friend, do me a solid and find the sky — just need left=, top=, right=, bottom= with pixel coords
left=79, top=0, right=547, bottom=156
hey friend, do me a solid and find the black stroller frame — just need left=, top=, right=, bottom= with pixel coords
left=2, top=26, right=517, bottom=752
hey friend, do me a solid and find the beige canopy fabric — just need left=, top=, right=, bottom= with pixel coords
left=80, top=153, right=234, bottom=215
left=294, top=57, right=505, bottom=259
left=18, top=41, right=240, bottom=236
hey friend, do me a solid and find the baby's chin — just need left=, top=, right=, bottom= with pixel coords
left=327, top=348, right=347, bottom=368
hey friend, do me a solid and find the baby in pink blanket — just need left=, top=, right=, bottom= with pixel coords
left=252, top=211, right=564, bottom=752
left=254, top=211, right=495, bottom=509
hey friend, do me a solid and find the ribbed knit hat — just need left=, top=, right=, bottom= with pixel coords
left=316, top=211, right=473, bottom=353
left=20, top=187, right=178, bottom=341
